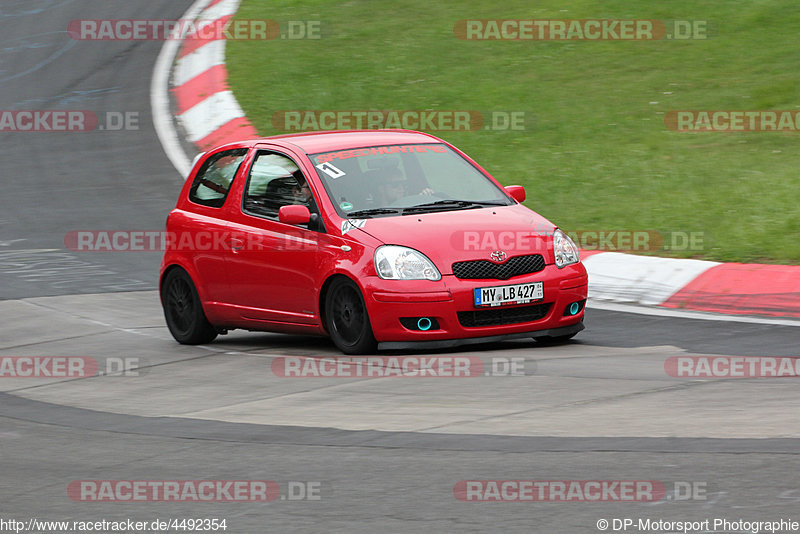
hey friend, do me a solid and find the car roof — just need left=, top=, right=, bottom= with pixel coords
left=225, top=130, right=445, bottom=154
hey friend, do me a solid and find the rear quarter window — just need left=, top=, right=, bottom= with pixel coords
left=188, top=149, right=248, bottom=208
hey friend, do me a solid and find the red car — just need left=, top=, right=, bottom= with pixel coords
left=160, top=130, right=587, bottom=354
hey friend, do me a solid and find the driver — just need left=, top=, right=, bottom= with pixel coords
left=292, top=180, right=312, bottom=205
left=376, top=168, right=434, bottom=206
left=376, top=168, right=406, bottom=205
left=289, top=169, right=315, bottom=207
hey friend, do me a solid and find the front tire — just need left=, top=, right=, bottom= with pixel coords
left=325, top=277, right=377, bottom=354
left=161, top=268, right=218, bottom=345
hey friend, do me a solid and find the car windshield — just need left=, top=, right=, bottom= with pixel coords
left=308, top=143, right=513, bottom=217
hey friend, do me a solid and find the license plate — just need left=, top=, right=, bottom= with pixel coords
left=473, top=282, right=543, bottom=307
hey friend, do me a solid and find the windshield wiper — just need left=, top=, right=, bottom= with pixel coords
left=346, top=208, right=401, bottom=218
left=401, top=200, right=505, bottom=214
left=471, top=200, right=508, bottom=206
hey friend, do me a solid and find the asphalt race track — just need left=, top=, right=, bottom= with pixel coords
left=2, top=2, right=800, bottom=533
left=0, top=0, right=187, bottom=299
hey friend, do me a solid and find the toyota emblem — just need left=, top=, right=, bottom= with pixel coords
left=490, top=250, right=507, bottom=262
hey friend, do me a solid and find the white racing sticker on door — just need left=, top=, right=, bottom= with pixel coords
left=341, top=219, right=366, bottom=235
left=315, top=161, right=346, bottom=179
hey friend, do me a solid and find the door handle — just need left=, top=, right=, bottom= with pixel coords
left=229, top=238, right=244, bottom=252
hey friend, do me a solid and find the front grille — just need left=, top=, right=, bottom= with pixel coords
left=452, top=254, right=545, bottom=280
left=457, top=303, right=551, bottom=328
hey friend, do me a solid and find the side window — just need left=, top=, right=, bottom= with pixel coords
left=188, top=149, right=247, bottom=208
left=243, top=152, right=317, bottom=221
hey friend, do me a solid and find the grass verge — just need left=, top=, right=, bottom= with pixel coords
left=227, top=0, right=800, bottom=262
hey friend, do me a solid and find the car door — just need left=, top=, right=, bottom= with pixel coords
left=224, top=147, right=329, bottom=325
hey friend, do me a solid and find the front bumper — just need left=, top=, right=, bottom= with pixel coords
left=361, top=262, right=588, bottom=344
left=377, top=322, right=584, bottom=350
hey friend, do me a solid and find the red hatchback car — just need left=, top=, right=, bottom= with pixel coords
left=160, top=130, right=587, bottom=354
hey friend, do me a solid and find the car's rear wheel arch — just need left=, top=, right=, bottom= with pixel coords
left=160, top=262, right=210, bottom=304
left=160, top=266, right=218, bottom=345
left=159, top=264, right=184, bottom=302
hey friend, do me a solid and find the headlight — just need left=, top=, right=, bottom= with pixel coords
left=375, top=245, right=441, bottom=280
left=553, top=229, right=579, bottom=268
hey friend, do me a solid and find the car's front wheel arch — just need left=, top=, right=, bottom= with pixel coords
left=320, top=274, right=377, bottom=354
left=319, top=273, right=365, bottom=334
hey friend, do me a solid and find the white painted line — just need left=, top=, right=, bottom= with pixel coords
left=150, top=0, right=215, bottom=179
left=179, top=90, right=245, bottom=142
left=582, top=252, right=719, bottom=305
left=587, top=299, right=800, bottom=327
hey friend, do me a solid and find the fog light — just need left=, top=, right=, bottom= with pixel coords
left=563, top=300, right=585, bottom=316
left=399, top=317, right=440, bottom=331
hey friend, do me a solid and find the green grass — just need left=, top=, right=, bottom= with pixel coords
left=227, top=0, right=800, bottom=263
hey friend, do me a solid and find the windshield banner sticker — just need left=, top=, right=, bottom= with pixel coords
left=316, top=144, right=446, bottom=164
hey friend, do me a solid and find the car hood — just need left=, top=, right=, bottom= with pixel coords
left=344, top=204, right=556, bottom=274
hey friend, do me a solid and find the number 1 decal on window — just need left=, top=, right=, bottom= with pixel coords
left=315, top=162, right=346, bottom=179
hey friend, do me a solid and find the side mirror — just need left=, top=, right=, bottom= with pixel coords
left=505, top=185, right=526, bottom=203
left=279, top=204, right=311, bottom=225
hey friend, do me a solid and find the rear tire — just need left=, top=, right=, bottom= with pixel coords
left=161, top=268, right=218, bottom=345
left=324, top=277, right=377, bottom=354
